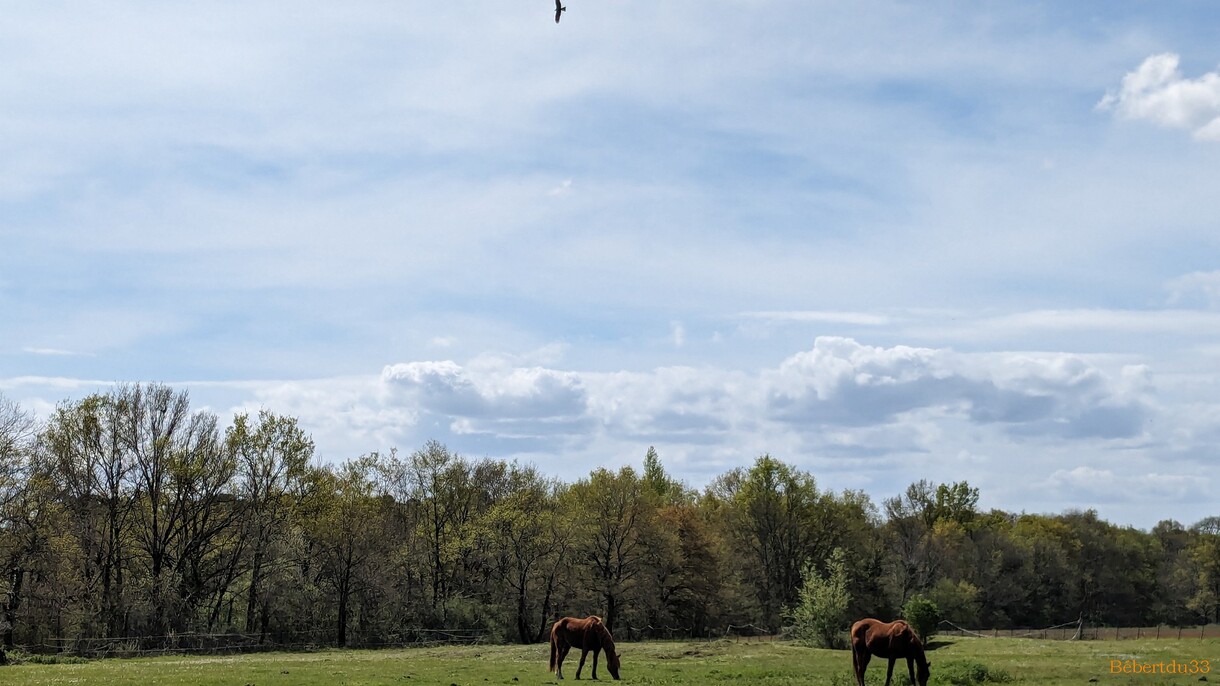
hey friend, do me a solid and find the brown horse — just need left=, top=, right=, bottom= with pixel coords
left=549, top=615, right=621, bottom=680
left=850, top=618, right=930, bottom=686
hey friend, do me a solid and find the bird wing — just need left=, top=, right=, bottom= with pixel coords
left=555, top=9, right=561, bottom=22
left=555, top=0, right=562, bottom=9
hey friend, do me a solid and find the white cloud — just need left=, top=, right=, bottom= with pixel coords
left=741, top=311, right=892, bottom=326
left=381, top=359, right=589, bottom=432
left=22, top=347, right=93, bottom=357
left=1046, top=466, right=1210, bottom=503
left=1166, top=270, right=1220, bottom=308
left=764, top=338, right=1151, bottom=440
left=670, top=321, right=686, bottom=348
left=549, top=179, right=573, bottom=197
left=1099, top=53, right=1220, bottom=140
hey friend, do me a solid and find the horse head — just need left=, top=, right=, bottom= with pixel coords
left=917, top=659, right=931, bottom=686
left=607, top=651, right=621, bottom=680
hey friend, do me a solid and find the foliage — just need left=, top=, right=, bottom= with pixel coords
left=931, top=660, right=1013, bottom=685
left=902, top=594, right=940, bottom=642
left=784, top=547, right=851, bottom=648
left=927, top=578, right=981, bottom=626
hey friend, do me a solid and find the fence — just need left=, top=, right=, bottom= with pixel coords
left=622, top=623, right=777, bottom=642
left=938, top=619, right=1220, bottom=641
left=20, top=627, right=487, bottom=659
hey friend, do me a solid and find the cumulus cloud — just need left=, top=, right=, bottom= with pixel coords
left=381, top=359, right=591, bottom=438
left=364, top=337, right=1156, bottom=458
left=764, top=338, right=1151, bottom=440
left=1098, top=53, right=1220, bottom=140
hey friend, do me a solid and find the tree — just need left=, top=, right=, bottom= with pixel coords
left=711, top=455, right=830, bottom=630
left=642, top=447, right=688, bottom=506
left=0, top=394, right=37, bottom=506
left=117, top=384, right=236, bottom=635
left=42, top=393, right=138, bottom=638
left=478, top=465, right=571, bottom=643
left=567, top=466, right=656, bottom=633
left=226, top=410, right=314, bottom=639
left=901, top=594, right=939, bottom=641
left=0, top=394, right=40, bottom=648
left=307, top=457, right=385, bottom=646
left=785, top=547, right=851, bottom=648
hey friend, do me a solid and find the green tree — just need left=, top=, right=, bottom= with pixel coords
left=226, top=410, right=314, bottom=639
left=42, top=393, right=138, bottom=638
left=711, top=455, right=824, bottom=630
left=307, top=457, right=386, bottom=646
left=642, top=446, right=688, bottom=506
left=478, top=465, right=571, bottom=643
left=784, top=547, right=851, bottom=648
left=901, top=594, right=939, bottom=641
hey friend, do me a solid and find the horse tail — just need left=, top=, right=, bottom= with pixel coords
left=549, top=623, right=559, bottom=672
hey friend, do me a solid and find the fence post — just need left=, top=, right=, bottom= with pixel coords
left=1137, top=627, right=1141, bottom=639
left=1156, top=625, right=1160, bottom=639
left=1177, top=627, right=1182, bottom=640
left=1202, top=626, right=1206, bottom=640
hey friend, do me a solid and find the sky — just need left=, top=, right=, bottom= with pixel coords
left=3, top=1, right=1220, bottom=530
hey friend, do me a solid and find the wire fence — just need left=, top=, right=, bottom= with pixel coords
left=938, top=619, right=1220, bottom=641
left=18, top=619, right=1216, bottom=659
left=616, top=623, right=779, bottom=642
left=15, top=628, right=488, bottom=659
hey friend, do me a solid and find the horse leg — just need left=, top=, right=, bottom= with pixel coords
left=885, top=657, right=896, bottom=686
left=575, top=649, right=588, bottom=679
left=557, top=644, right=570, bottom=679
left=591, top=647, right=600, bottom=679
left=907, top=656, right=917, bottom=685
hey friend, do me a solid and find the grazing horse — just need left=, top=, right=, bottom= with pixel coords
left=549, top=615, right=621, bottom=680
left=850, top=618, right=930, bottom=686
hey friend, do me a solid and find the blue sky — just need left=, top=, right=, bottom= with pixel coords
left=4, top=1, right=1220, bottom=528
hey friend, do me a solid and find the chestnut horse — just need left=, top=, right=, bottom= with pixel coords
left=549, top=615, right=621, bottom=680
left=850, top=618, right=930, bottom=686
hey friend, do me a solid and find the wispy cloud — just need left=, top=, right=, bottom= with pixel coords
left=1166, top=270, right=1220, bottom=308
left=740, top=311, right=892, bottom=326
left=22, top=347, right=93, bottom=357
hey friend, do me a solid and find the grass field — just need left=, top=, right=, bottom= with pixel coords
left=0, top=636, right=1216, bottom=686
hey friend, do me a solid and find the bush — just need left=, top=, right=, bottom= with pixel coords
left=902, top=594, right=940, bottom=642
left=784, top=547, right=852, bottom=649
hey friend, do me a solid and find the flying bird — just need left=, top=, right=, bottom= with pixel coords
left=555, top=0, right=566, bottom=23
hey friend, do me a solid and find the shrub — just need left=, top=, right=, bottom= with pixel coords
left=902, top=594, right=940, bottom=642
left=784, top=547, right=852, bottom=649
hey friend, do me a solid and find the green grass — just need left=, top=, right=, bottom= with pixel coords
left=0, top=636, right=1216, bottom=685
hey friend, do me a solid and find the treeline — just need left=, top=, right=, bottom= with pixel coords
left=0, top=384, right=1218, bottom=653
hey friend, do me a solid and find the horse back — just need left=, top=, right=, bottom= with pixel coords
left=851, top=618, right=919, bottom=659
left=553, top=616, right=607, bottom=651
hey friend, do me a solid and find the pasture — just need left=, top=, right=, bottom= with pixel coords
left=0, top=636, right=1216, bottom=686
